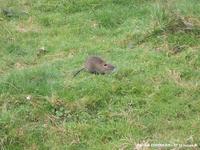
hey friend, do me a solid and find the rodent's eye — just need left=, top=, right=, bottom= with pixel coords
left=104, top=64, right=107, bottom=67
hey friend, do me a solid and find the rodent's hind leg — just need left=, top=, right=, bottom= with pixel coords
left=93, top=72, right=104, bottom=75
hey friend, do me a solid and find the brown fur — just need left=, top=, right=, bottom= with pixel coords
left=73, top=56, right=115, bottom=77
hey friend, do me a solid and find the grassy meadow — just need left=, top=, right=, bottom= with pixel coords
left=0, top=0, right=200, bottom=149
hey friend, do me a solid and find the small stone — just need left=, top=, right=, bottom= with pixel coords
left=127, top=42, right=134, bottom=49
left=26, top=95, right=31, bottom=100
left=37, top=47, right=47, bottom=56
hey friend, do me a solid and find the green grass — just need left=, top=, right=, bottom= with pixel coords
left=0, top=0, right=200, bottom=149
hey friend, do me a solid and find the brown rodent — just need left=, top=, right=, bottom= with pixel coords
left=73, top=56, right=115, bottom=77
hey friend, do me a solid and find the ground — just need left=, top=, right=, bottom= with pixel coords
left=0, top=0, right=200, bottom=149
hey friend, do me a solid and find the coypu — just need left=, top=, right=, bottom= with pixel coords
left=73, top=56, right=115, bottom=77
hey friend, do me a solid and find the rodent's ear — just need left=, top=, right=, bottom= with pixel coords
left=104, top=64, right=107, bottom=66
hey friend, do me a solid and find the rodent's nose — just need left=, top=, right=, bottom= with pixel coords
left=112, top=66, right=117, bottom=72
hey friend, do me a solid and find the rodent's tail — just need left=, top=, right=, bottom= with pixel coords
left=73, top=68, right=85, bottom=77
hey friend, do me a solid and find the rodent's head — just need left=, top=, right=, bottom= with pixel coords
left=98, top=62, right=115, bottom=73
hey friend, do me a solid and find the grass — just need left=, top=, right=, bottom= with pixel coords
left=0, top=0, right=200, bottom=149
